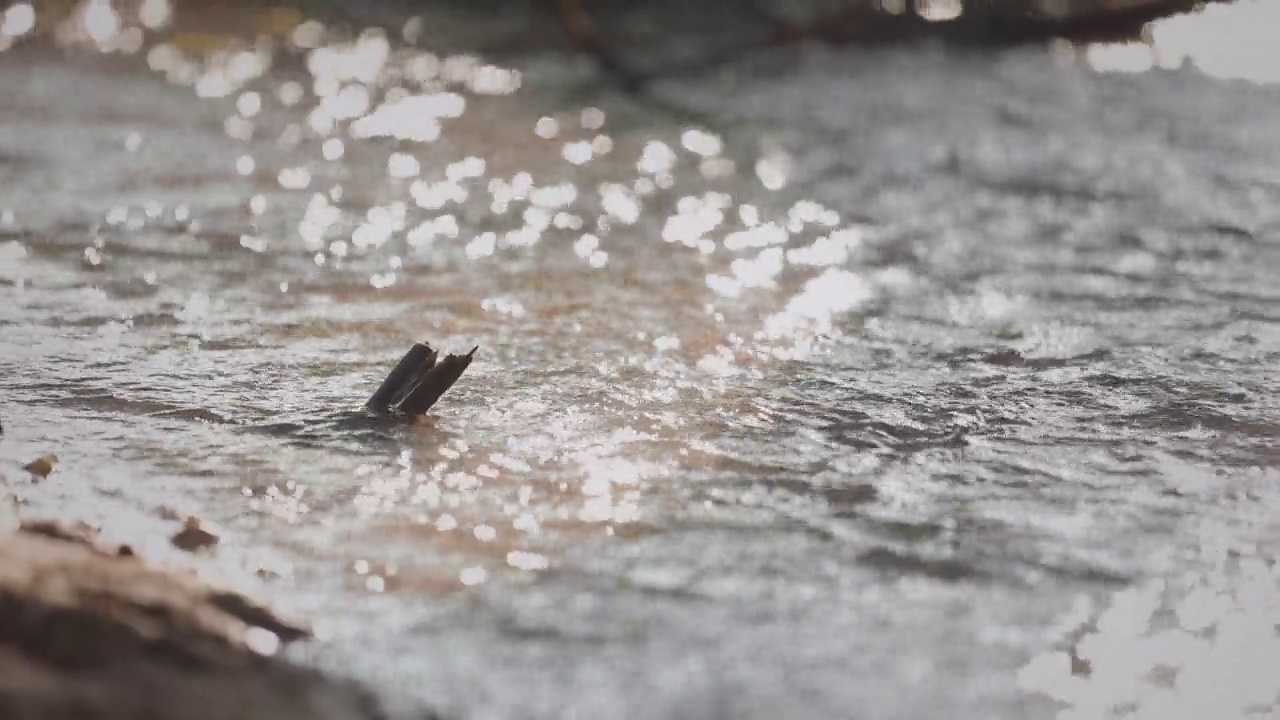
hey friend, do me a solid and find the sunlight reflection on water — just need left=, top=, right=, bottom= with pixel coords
left=10, top=0, right=872, bottom=592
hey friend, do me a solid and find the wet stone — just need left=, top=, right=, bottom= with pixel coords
left=0, top=525, right=386, bottom=720
left=22, top=454, right=58, bottom=480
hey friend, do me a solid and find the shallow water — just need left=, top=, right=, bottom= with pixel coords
left=1, top=2, right=1278, bottom=719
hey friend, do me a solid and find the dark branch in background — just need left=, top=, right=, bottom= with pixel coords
left=779, top=0, right=1218, bottom=46
left=555, top=0, right=647, bottom=91
left=550, top=0, right=1233, bottom=91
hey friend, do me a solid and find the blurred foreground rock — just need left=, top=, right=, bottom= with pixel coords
left=0, top=523, right=390, bottom=720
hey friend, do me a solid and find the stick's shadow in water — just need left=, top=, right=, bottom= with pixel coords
left=246, top=410, right=458, bottom=456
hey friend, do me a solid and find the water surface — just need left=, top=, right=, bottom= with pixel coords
left=1, top=3, right=1278, bottom=719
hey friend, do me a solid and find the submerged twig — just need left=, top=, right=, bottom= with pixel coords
left=365, top=343, right=477, bottom=417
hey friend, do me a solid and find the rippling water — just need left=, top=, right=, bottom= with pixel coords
left=1, top=2, right=1278, bottom=718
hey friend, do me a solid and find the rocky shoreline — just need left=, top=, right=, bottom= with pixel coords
left=0, top=511, right=399, bottom=720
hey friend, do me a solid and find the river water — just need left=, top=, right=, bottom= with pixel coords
left=0, top=2, right=1277, bottom=719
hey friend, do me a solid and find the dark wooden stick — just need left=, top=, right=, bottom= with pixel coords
left=387, top=350, right=440, bottom=410
left=365, top=342, right=437, bottom=413
left=395, top=346, right=478, bottom=416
